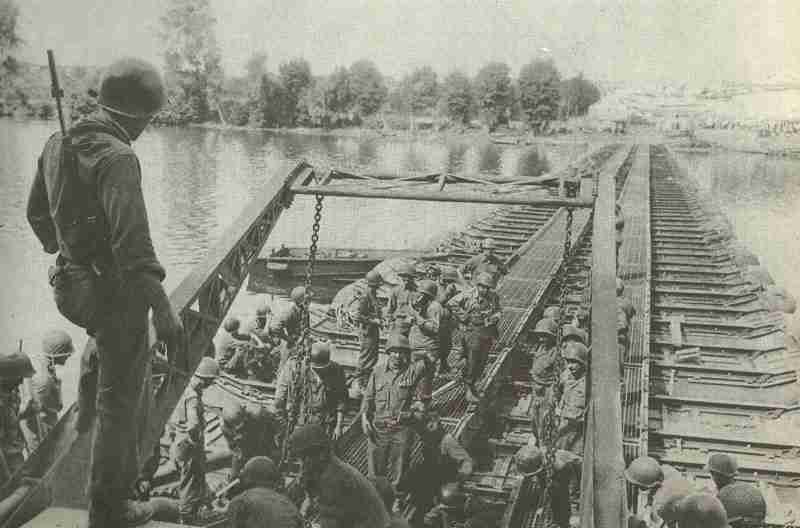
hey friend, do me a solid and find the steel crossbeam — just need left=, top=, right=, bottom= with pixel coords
left=290, top=167, right=595, bottom=207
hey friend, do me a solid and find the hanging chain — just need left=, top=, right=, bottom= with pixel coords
left=280, top=194, right=324, bottom=471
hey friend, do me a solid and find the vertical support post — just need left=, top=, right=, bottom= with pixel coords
left=581, top=152, right=627, bottom=528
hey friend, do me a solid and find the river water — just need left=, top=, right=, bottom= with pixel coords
left=0, top=119, right=587, bottom=399
left=2, top=119, right=799, bottom=403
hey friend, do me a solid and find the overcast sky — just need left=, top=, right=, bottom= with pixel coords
left=16, top=0, right=800, bottom=86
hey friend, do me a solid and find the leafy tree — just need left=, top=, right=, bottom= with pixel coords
left=245, top=52, right=268, bottom=84
left=348, top=59, right=387, bottom=118
left=0, top=0, right=21, bottom=93
left=392, top=66, right=439, bottom=115
left=297, top=81, right=329, bottom=127
left=279, top=58, right=312, bottom=124
left=251, top=74, right=290, bottom=127
left=518, top=58, right=561, bottom=132
left=474, top=62, right=512, bottom=130
left=560, top=75, right=601, bottom=118
left=441, top=70, right=473, bottom=125
left=326, top=67, right=353, bottom=116
left=158, top=0, right=224, bottom=122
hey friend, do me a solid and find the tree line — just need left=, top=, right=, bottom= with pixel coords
left=0, top=0, right=602, bottom=132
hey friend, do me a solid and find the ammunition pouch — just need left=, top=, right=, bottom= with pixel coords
left=49, top=257, right=113, bottom=335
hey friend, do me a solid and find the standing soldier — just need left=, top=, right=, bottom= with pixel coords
left=355, top=270, right=383, bottom=390
left=221, top=401, right=281, bottom=483
left=409, top=279, right=443, bottom=405
left=386, top=262, right=419, bottom=336
left=270, top=286, right=311, bottom=367
left=26, top=57, right=183, bottom=527
left=460, top=238, right=507, bottom=284
left=528, top=317, right=559, bottom=440
left=704, top=453, right=738, bottom=495
left=436, top=268, right=462, bottom=374
left=22, top=330, right=74, bottom=447
left=226, top=456, right=302, bottom=528
left=274, top=342, right=347, bottom=440
left=171, top=357, right=219, bottom=524
left=555, top=342, right=588, bottom=454
left=361, top=334, right=420, bottom=493
left=448, top=272, right=502, bottom=402
left=289, top=424, right=390, bottom=528
left=0, top=349, right=35, bottom=487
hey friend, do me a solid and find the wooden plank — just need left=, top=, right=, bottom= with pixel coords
left=581, top=144, right=629, bottom=528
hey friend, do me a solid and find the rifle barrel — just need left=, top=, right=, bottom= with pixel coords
left=46, top=49, right=68, bottom=136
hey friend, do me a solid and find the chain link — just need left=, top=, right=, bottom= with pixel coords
left=280, top=194, right=324, bottom=470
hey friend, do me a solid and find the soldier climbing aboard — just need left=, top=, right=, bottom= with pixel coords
left=221, top=400, right=281, bottom=483
left=355, top=269, right=383, bottom=390
left=361, top=333, right=421, bottom=493
left=460, top=238, right=507, bottom=284
left=409, top=278, right=443, bottom=405
left=289, top=423, right=391, bottom=528
left=217, top=317, right=251, bottom=376
left=0, top=348, right=35, bottom=488
left=274, top=341, right=347, bottom=440
left=20, top=330, right=74, bottom=448
left=555, top=342, right=588, bottom=454
left=171, top=357, right=219, bottom=524
left=270, top=286, right=311, bottom=368
left=447, top=271, right=502, bottom=402
left=26, top=56, right=184, bottom=527
left=404, top=402, right=474, bottom=526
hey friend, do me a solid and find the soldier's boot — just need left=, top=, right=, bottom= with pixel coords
left=122, top=500, right=154, bottom=527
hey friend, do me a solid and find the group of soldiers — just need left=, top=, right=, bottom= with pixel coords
left=623, top=452, right=767, bottom=528
left=1, top=330, right=74, bottom=487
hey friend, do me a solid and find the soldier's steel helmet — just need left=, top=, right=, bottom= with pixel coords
left=42, top=329, right=75, bottom=359
left=195, top=357, right=220, bottom=380
left=418, top=279, right=438, bottom=298
left=563, top=342, right=589, bottom=367
left=676, top=493, right=728, bottom=528
left=533, top=318, right=558, bottom=338
left=475, top=272, right=495, bottom=288
left=718, top=483, right=766, bottom=526
left=290, top=286, right=307, bottom=303
left=98, top=58, right=166, bottom=118
left=706, top=453, right=738, bottom=479
left=624, top=456, right=664, bottom=489
left=310, top=342, right=332, bottom=368
left=223, top=318, right=240, bottom=333
left=366, top=269, right=382, bottom=286
left=290, top=424, right=330, bottom=455
left=240, top=456, right=280, bottom=487
left=222, top=400, right=246, bottom=426
left=0, top=350, right=35, bottom=380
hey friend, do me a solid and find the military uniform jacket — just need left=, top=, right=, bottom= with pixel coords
left=31, top=369, right=63, bottom=419
left=529, top=343, right=559, bottom=388
left=447, top=288, right=502, bottom=328
left=27, top=113, right=165, bottom=280
left=461, top=252, right=507, bottom=278
left=222, top=409, right=280, bottom=458
left=361, top=360, right=419, bottom=424
left=355, top=289, right=381, bottom=328
left=274, top=359, right=346, bottom=424
left=409, top=300, right=443, bottom=351
left=557, top=370, right=586, bottom=421
left=0, top=387, right=26, bottom=459
left=269, top=304, right=307, bottom=346
left=387, top=284, right=419, bottom=320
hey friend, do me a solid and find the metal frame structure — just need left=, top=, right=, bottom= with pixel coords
left=3, top=155, right=625, bottom=528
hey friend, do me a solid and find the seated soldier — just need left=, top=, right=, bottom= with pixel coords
left=217, top=318, right=252, bottom=376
